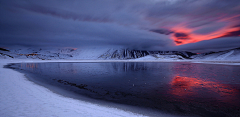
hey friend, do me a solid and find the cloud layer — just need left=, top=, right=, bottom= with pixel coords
left=0, top=0, right=239, bottom=52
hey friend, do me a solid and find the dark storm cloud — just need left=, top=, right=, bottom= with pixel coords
left=174, top=33, right=190, bottom=40
left=149, top=29, right=173, bottom=35
left=146, top=0, right=240, bottom=27
left=0, top=0, right=240, bottom=52
left=0, top=0, right=172, bottom=48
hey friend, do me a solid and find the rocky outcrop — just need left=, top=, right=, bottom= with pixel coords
left=98, top=49, right=195, bottom=59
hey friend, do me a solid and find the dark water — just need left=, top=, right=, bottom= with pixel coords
left=6, top=62, right=240, bottom=117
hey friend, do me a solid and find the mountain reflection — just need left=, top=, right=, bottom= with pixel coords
left=22, top=63, right=38, bottom=69
left=111, top=62, right=148, bottom=72
left=170, top=76, right=236, bottom=99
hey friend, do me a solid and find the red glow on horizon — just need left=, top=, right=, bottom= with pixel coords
left=169, top=76, right=236, bottom=97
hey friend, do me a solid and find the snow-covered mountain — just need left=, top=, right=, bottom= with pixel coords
left=1, top=47, right=240, bottom=60
left=98, top=49, right=195, bottom=60
left=0, top=47, right=195, bottom=60
left=0, top=47, right=111, bottom=60
left=191, top=47, right=240, bottom=60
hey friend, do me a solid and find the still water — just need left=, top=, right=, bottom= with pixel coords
left=7, top=62, right=240, bottom=117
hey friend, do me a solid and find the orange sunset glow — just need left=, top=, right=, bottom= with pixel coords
left=166, top=14, right=240, bottom=45
left=169, top=76, right=237, bottom=97
left=171, top=23, right=240, bottom=45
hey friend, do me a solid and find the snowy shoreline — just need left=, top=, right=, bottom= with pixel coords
left=1, top=59, right=240, bottom=117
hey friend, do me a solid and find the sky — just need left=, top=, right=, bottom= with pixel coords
left=0, top=0, right=240, bottom=52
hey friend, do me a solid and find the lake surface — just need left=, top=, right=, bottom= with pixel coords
left=7, top=62, right=240, bottom=117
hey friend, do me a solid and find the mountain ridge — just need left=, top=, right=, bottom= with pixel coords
left=0, top=47, right=240, bottom=60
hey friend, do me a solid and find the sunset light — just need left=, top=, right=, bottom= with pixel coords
left=170, top=21, right=240, bottom=45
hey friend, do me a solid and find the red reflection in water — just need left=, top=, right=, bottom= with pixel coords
left=170, top=76, right=236, bottom=98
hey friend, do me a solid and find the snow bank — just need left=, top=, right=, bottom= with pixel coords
left=0, top=59, right=147, bottom=117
